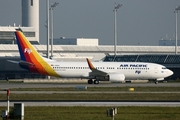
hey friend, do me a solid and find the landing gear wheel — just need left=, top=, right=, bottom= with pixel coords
left=155, top=81, right=158, bottom=84
left=94, top=80, right=99, bottom=84
left=88, top=79, right=93, bottom=84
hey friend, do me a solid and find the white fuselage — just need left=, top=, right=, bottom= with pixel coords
left=49, top=61, right=173, bottom=81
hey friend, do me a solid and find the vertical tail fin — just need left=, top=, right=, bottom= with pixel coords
left=15, top=31, right=42, bottom=62
left=15, top=31, right=59, bottom=77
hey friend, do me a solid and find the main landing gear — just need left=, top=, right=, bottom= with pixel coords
left=88, top=79, right=99, bottom=84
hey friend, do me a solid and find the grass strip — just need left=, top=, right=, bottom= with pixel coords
left=1, top=106, right=180, bottom=120
left=0, top=93, right=180, bottom=100
left=8, top=86, right=180, bottom=92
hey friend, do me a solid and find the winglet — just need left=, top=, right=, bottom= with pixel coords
left=86, top=58, right=95, bottom=70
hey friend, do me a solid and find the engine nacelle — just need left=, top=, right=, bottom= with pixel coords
left=108, top=73, right=125, bottom=82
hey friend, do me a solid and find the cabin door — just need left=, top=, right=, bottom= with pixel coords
left=154, top=65, right=158, bottom=73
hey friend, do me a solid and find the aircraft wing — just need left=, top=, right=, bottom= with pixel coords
left=86, top=58, right=108, bottom=77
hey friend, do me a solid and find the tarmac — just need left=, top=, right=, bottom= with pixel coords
left=0, top=81, right=179, bottom=107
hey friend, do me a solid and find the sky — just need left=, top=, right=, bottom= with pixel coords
left=0, top=0, right=180, bottom=46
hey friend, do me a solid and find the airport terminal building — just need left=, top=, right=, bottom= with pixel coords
left=0, top=43, right=180, bottom=80
left=0, top=26, right=180, bottom=80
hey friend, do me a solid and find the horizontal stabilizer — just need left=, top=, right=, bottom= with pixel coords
left=7, top=60, right=19, bottom=64
left=7, top=60, right=34, bottom=67
left=19, top=60, right=34, bottom=67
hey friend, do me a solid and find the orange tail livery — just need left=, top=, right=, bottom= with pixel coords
left=15, top=31, right=59, bottom=77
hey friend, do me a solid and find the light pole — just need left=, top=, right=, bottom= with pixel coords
left=175, top=6, right=180, bottom=55
left=46, top=0, right=50, bottom=59
left=50, top=2, right=59, bottom=59
left=113, top=3, right=122, bottom=57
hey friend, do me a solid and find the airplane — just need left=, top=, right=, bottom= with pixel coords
left=8, top=31, right=173, bottom=84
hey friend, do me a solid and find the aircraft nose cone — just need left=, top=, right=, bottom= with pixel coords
left=169, top=70, right=173, bottom=76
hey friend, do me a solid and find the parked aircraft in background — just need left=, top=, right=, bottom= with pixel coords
left=9, top=31, right=173, bottom=84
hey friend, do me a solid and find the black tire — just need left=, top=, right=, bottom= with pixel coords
left=88, top=79, right=93, bottom=84
left=94, top=80, right=99, bottom=84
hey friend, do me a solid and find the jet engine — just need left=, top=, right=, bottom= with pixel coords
left=108, top=73, right=125, bottom=82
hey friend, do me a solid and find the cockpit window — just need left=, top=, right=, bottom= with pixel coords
left=162, top=67, right=167, bottom=69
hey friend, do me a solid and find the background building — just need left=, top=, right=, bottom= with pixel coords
left=54, top=38, right=98, bottom=46
left=22, top=0, right=39, bottom=43
left=0, top=26, right=39, bottom=44
left=159, top=39, right=180, bottom=46
left=0, top=45, right=179, bottom=80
